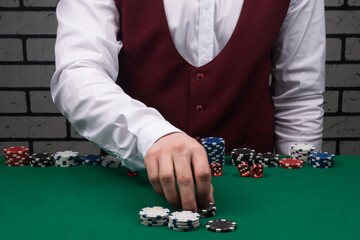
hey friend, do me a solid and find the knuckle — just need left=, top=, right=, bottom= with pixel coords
left=172, top=141, right=187, bottom=153
left=196, top=168, right=211, bottom=181
left=159, top=171, right=173, bottom=183
left=177, top=174, right=193, bottom=186
left=148, top=173, right=159, bottom=183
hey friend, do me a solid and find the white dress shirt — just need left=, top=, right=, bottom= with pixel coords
left=51, top=0, right=325, bottom=170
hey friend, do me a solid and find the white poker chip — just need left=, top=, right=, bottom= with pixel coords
left=139, top=206, right=170, bottom=219
left=169, top=211, right=200, bottom=223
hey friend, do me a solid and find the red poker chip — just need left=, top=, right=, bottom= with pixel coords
left=279, top=158, right=304, bottom=169
left=5, top=155, right=28, bottom=160
left=280, top=164, right=303, bottom=169
left=4, top=146, right=29, bottom=155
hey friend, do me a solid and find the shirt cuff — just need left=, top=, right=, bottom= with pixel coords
left=136, top=120, right=183, bottom=158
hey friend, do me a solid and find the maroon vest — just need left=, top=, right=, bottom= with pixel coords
left=114, top=0, right=290, bottom=154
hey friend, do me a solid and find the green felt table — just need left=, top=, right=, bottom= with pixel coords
left=0, top=155, right=359, bottom=240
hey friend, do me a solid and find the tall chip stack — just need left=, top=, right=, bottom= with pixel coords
left=231, top=148, right=255, bottom=166
left=290, top=143, right=315, bottom=164
left=200, top=137, right=225, bottom=165
left=309, top=152, right=335, bottom=168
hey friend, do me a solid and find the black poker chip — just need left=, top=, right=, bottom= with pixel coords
left=198, top=202, right=217, bottom=218
left=198, top=202, right=216, bottom=214
left=206, top=219, right=237, bottom=233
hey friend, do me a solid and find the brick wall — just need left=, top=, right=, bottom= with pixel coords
left=0, top=0, right=359, bottom=155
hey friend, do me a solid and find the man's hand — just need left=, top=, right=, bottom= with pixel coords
left=144, top=132, right=214, bottom=211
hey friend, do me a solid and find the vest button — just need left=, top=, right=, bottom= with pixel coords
left=194, top=104, right=205, bottom=114
left=195, top=72, right=206, bottom=81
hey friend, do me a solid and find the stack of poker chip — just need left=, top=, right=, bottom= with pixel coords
left=54, top=150, right=79, bottom=167
left=206, top=219, right=237, bottom=233
left=197, top=202, right=216, bottom=218
left=255, top=152, right=279, bottom=167
left=309, top=152, right=335, bottom=168
left=3, top=146, right=29, bottom=167
left=168, top=211, right=200, bottom=232
left=200, top=137, right=225, bottom=165
left=231, top=148, right=255, bottom=166
left=290, top=143, right=315, bottom=164
left=29, top=153, right=54, bottom=167
left=139, top=206, right=170, bottom=227
left=81, top=154, right=102, bottom=165
left=279, top=158, right=304, bottom=169
left=101, top=155, right=121, bottom=168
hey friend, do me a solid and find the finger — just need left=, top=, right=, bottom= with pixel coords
left=191, top=148, right=212, bottom=208
left=144, top=155, right=164, bottom=196
left=158, top=154, right=181, bottom=209
left=173, top=151, right=197, bottom=211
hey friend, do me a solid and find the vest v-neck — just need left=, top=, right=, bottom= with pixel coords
left=159, top=0, right=248, bottom=70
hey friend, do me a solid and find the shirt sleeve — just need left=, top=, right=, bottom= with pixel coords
left=50, top=0, right=182, bottom=170
left=271, top=0, right=326, bottom=155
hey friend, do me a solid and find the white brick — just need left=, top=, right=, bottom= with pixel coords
left=0, top=0, right=19, bottom=7
left=325, top=0, right=344, bottom=7
left=326, top=38, right=342, bottom=61
left=0, top=91, right=27, bottom=113
left=30, top=91, right=59, bottom=113
left=33, top=141, right=100, bottom=155
left=323, top=116, right=360, bottom=137
left=325, top=64, right=360, bottom=87
left=345, top=38, right=360, bottom=61
left=0, top=117, right=66, bottom=138
left=342, top=91, right=360, bottom=112
left=348, top=0, right=360, bottom=6
left=326, top=11, right=360, bottom=34
left=323, top=91, right=339, bottom=113
left=0, top=65, right=55, bottom=88
left=340, top=141, right=360, bottom=155
left=0, top=39, right=23, bottom=61
left=0, top=142, right=29, bottom=156
left=0, top=12, right=57, bottom=35
left=26, top=38, right=56, bottom=61
left=24, top=0, right=59, bottom=7
left=321, top=141, right=336, bottom=153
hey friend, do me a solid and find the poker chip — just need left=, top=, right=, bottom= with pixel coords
left=54, top=151, right=79, bottom=167
left=140, top=220, right=168, bottom=227
left=309, top=152, right=335, bottom=168
left=206, top=219, right=237, bottom=233
left=101, top=155, right=121, bottom=168
left=231, top=148, right=255, bottom=166
left=168, top=211, right=200, bottom=231
left=81, top=154, right=101, bottom=165
left=29, top=153, right=54, bottom=167
left=201, top=137, right=225, bottom=165
left=139, top=206, right=170, bottom=219
left=290, top=143, right=315, bottom=164
left=279, top=158, right=304, bottom=169
left=255, top=152, right=279, bottom=167
left=197, top=202, right=217, bottom=218
left=139, top=206, right=170, bottom=227
left=3, top=146, right=29, bottom=167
